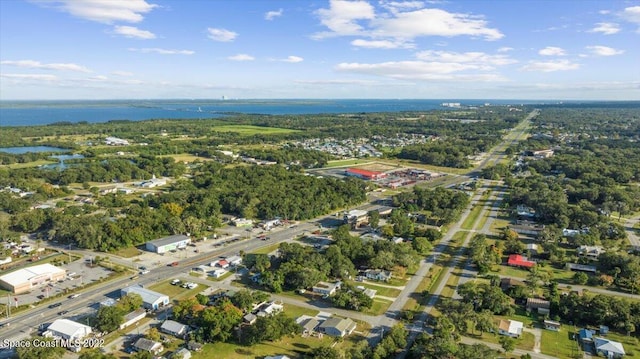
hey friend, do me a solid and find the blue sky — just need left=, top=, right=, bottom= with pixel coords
left=1, top=0, right=639, bottom=100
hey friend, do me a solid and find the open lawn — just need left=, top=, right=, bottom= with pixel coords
left=282, top=303, right=319, bottom=319
left=148, top=280, right=206, bottom=302
left=376, top=158, right=470, bottom=175
left=192, top=328, right=367, bottom=359
left=211, top=125, right=300, bottom=135
left=366, top=298, right=393, bottom=316
left=461, top=200, right=485, bottom=230
left=464, top=331, right=536, bottom=351
left=1, top=159, right=56, bottom=169
left=158, top=153, right=213, bottom=163
left=114, top=247, right=143, bottom=258
left=324, top=159, right=375, bottom=168
left=350, top=282, right=401, bottom=298
left=403, top=265, right=443, bottom=311
left=251, top=243, right=281, bottom=255
left=540, top=328, right=580, bottom=359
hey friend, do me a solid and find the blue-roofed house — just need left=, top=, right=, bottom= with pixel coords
left=579, top=328, right=594, bottom=343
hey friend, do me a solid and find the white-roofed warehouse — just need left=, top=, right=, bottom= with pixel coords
left=45, top=319, right=92, bottom=341
left=0, top=263, right=66, bottom=294
left=122, top=285, right=170, bottom=310
left=146, top=234, right=191, bottom=254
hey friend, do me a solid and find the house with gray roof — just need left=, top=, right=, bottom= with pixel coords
left=134, top=337, right=164, bottom=355
left=595, top=337, right=625, bottom=358
left=161, top=320, right=189, bottom=337
left=318, top=317, right=356, bottom=337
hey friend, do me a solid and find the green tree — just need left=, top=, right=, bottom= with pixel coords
left=78, top=349, right=116, bottom=359
left=16, top=337, right=65, bottom=359
left=95, top=305, right=124, bottom=332
left=499, top=335, right=516, bottom=353
left=117, top=293, right=143, bottom=312
left=573, top=272, right=588, bottom=285
left=368, top=210, right=380, bottom=228
left=305, top=346, right=340, bottom=359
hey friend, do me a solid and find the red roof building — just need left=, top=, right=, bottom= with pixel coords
left=507, top=254, right=535, bottom=268
left=345, top=168, right=387, bottom=180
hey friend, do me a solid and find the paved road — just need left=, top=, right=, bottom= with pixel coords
left=624, top=214, right=640, bottom=248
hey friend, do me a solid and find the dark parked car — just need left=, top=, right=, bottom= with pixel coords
left=57, top=310, right=69, bottom=315
left=48, top=303, right=62, bottom=309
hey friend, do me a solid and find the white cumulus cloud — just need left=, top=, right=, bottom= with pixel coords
left=283, top=56, right=304, bottom=63
left=314, top=1, right=503, bottom=41
left=415, top=50, right=517, bottom=66
left=112, top=71, right=134, bottom=76
left=585, top=45, right=624, bottom=56
left=538, top=46, right=566, bottom=56
left=351, top=39, right=413, bottom=49
left=128, top=48, right=194, bottom=55
left=621, top=6, right=640, bottom=24
left=32, top=0, right=158, bottom=24
left=228, top=54, right=255, bottom=61
left=0, top=73, right=59, bottom=81
left=1, top=59, right=91, bottom=72
left=497, top=47, right=514, bottom=53
left=113, top=25, right=156, bottom=39
left=314, top=0, right=376, bottom=38
left=588, top=22, right=620, bottom=35
left=521, top=59, right=580, bottom=72
left=265, top=8, right=283, bottom=20
left=207, top=28, right=238, bottom=42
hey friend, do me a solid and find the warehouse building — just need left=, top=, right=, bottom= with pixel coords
left=0, top=263, right=66, bottom=294
left=146, top=234, right=191, bottom=254
left=345, top=168, right=387, bottom=180
left=122, top=285, right=170, bottom=311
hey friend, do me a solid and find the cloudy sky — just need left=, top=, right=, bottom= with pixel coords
left=1, top=0, right=639, bottom=100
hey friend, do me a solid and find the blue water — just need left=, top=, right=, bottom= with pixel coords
left=0, top=146, right=70, bottom=154
left=40, top=154, right=85, bottom=170
left=0, top=99, right=538, bottom=127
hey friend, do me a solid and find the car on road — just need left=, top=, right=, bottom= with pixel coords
left=169, top=261, right=179, bottom=267
left=48, top=303, right=62, bottom=309
left=68, top=294, right=80, bottom=299
left=139, top=269, right=150, bottom=275
left=57, top=310, right=69, bottom=315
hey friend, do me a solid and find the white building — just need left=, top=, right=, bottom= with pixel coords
left=120, top=309, right=147, bottom=330
left=138, top=175, right=167, bottom=188
left=312, top=281, right=341, bottom=296
left=232, top=218, right=253, bottom=227
left=498, top=319, right=523, bottom=338
left=122, top=286, right=170, bottom=311
left=210, top=268, right=228, bottom=278
left=0, top=263, right=66, bottom=294
left=105, top=137, right=130, bottom=146
left=225, top=255, right=242, bottom=267
left=146, top=234, right=191, bottom=254
left=45, top=319, right=92, bottom=341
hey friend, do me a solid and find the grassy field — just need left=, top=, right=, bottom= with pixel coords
left=1, top=159, right=56, bottom=169
left=114, top=246, right=143, bottom=258
left=350, top=282, right=402, bottom=298
left=403, top=265, right=443, bottom=311
left=282, top=303, right=319, bottom=318
left=540, top=328, right=580, bottom=358
left=324, top=159, right=375, bottom=168
left=251, top=243, right=281, bottom=255
left=212, top=125, right=300, bottom=135
left=366, top=298, right=393, bottom=316
left=461, top=200, right=486, bottom=230
left=158, top=153, right=213, bottom=163
left=148, top=280, right=205, bottom=302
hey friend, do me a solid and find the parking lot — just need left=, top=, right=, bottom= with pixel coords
left=15, top=257, right=114, bottom=306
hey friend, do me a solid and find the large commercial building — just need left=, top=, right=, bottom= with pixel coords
left=122, top=285, right=170, bottom=311
left=0, top=263, right=66, bottom=294
left=146, top=234, right=191, bottom=254
left=345, top=168, right=387, bottom=180
left=45, top=319, right=92, bottom=341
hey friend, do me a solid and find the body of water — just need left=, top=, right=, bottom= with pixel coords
left=0, top=146, right=70, bottom=154
left=0, top=99, right=539, bottom=127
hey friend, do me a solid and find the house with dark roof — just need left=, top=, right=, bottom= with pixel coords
left=544, top=320, right=561, bottom=331
left=134, top=337, right=164, bottom=355
left=526, top=298, right=551, bottom=315
left=500, top=278, right=525, bottom=291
